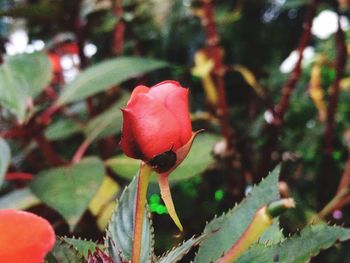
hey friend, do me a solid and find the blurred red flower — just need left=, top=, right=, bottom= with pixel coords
left=0, top=209, right=55, bottom=263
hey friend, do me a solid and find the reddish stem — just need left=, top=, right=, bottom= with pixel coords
left=273, top=0, right=318, bottom=126
left=318, top=16, right=347, bottom=206
left=5, top=172, right=33, bottom=181
left=34, top=133, right=66, bottom=166
left=113, top=0, right=125, bottom=56
left=201, top=0, right=234, bottom=151
left=0, top=128, right=27, bottom=139
left=44, top=86, right=58, bottom=101
left=37, top=104, right=60, bottom=125
left=324, top=18, right=347, bottom=156
left=258, top=0, right=318, bottom=178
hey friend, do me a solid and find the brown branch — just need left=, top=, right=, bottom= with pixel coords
left=200, top=0, right=245, bottom=197
left=0, top=127, right=28, bottom=139
left=273, top=0, right=318, bottom=126
left=324, top=18, right=347, bottom=156
left=201, top=0, right=234, bottom=151
left=257, top=0, right=318, bottom=178
left=318, top=15, right=347, bottom=206
left=113, top=0, right=125, bottom=56
left=314, top=155, right=350, bottom=221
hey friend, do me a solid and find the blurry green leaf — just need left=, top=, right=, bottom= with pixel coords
left=46, top=239, right=85, bottom=263
left=105, top=156, right=139, bottom=180
left=281, top=0, right=308, bottom=10
left=84, top=92, right=129, bottom=140
left=56, top=57, right=169, bottom=106
left=80, top=0, right=112, bottom=18
left=30, top=157, right=104, bottom=230
left=194, top=166, right=282, bottom=262
left=106, top=133, right=218, bottom=183
left=0, top=188, right=40, bottom=209
left=63, top=237, right=100, bottom=260
left=0, top=1, right=61, bottom=21
left=45, top=119, right=82, bottom=141
left=106, top=176, right=153, bottom=263
left=0, top=137, right=10, bottom=187
left=236, top=224, right=350, bottom=263
left=158, top=234, right=206, bottom=263
left=0, top=53, right=52, bottom=122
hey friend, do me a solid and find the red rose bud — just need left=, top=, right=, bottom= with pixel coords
left=0, top=209, right=56, bottom=263
left=120, top=80, right=193, bottom=173
left=120, top=81, right=201, bottom=231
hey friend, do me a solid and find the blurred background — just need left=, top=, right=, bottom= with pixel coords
left=0, top=0, right=350, bottom=262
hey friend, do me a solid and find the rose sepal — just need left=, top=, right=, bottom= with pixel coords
left=156, top=130, right=203, bottom=232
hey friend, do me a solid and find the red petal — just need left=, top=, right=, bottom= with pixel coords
left=148, top=81, right=192, bottom=147
left=120, top=109, right=146, bottom=160
left=0, top=210, right=55, bottom=263
left=127, top=85, right=149, bottom=105
left=120, top=94, right=181, bottom=160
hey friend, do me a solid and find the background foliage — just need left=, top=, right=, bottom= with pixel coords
left=1, top=0, right=350, bottom=262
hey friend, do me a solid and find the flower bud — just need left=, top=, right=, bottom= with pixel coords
left=120, top=80, right=192, bottom=173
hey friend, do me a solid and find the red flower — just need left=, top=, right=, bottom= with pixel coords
left=120, top=80, right=193, bottom=172
left=0, top=209, right=56, bottom=263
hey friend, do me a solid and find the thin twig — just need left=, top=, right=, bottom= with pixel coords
left=324, top=18, right=347, bottom=156
left=258, top=0, right=318, bottom=177
left=272, top=0, right=318, bottom=127
left=318, top=15, right=347, bottom=206
left=201, top=0, right=234, bottom=150
left=113, top=0, right=125, bottom=56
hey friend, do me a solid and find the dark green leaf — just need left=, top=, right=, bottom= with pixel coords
left=63, top=237, right=100, bottom=260
left=158, top=234, right=206, bottom=263
left=236, top=224, right=350, bottom=263
left=56, top=57, right=169, bottom=105
left=194, top=166, right=282, bottom=262
left=46, top=239, right=85, bottom=263
left=30, top=157, right=105, bottom=230
left=106, top=176, right=154, bottom=263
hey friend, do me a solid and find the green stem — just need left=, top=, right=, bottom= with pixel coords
left=313, top=186, right=350, bottom=223
left=216, top=198, right=295, bottom=263
left=132, top=163, right=152, bottom=263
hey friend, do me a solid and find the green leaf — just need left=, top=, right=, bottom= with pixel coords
left=0, top=53, right=52, bottom=122
left=158, top=234, right=206, bottom=263
left=80, top=0, right=112, bottom=18
left=0, top=1, right=61, bottom=21
left=63, top=237, right=100, bottom=260
left=106, top=176, right=154, bottom=263
left=0, top=137, right=11, bottom=187
left=30, top=157, right=105, bottom=230
left=56, top=57, right=169, bottom=106
left=0, top=188, right=40, bottom=209
left=105, top=231, right=123, bottom=263
left=236, top=224, right=350, bottom=263
left=45, top=119, right=82, bottom=141
left=105, top=133, right=219, bottom=183
left=46, top=239, right=85, bottom=263
left=194, top=166, right=282, bottom=263
left=84, top=92, right=129, bottom=140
